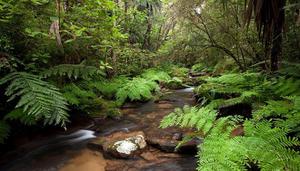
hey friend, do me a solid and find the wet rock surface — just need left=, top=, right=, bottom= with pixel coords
left=105, top=147, right=197, bottom=171
left=89, top=131, right=147, bottom=158
left=146, top=129, right=201, bottom=154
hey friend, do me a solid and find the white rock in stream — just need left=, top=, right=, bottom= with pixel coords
left=113, top=135, right=146, bottom=155
left=114, top=140, right=138, bottom=155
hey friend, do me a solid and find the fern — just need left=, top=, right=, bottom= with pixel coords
left=42, top=64, right=105, bottom=80
left=88, top=76, right=128, bottom=98
left=0, top=121, right=10, bottom=144
left=194, top=72, right=270, bottom=106
left=253, top=96, right=300, bottom=137
left=141, top=69, right=171, bottom=82
left=198, top=121, right=300, bottom=171
left=191, top=63, right=207, bottom=73
left=160, top=105, right=218, bottom=135
left=62, top=83, right=96, bottom=106
left=116, top=77, right=159, bottom=104
left=205, top=72, right=263, bottom=86
left=0, top=72, right=69, bottom=127
left=271, top=77, right=300, bottom=96
left=243, top=121, right=300, bottom=171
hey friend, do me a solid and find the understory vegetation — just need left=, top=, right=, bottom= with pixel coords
left=1, top=0, right=300, bottom=170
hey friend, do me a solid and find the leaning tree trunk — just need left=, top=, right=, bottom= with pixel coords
left=270, top=0, right=285, bottom=71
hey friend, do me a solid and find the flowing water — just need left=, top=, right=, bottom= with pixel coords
left=0, top=88, right=197, bottom=171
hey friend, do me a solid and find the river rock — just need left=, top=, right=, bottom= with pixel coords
left=88, top=131, right=147, bottom=159
left=145, top=128, right=201, bottom=154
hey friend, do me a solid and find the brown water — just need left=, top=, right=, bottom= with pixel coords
left=0, top=88, right=197, bottom=171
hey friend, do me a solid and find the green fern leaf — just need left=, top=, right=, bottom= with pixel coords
left=0, top=72, right=69, bottom=127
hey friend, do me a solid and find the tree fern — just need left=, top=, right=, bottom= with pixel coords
left=0, top=72, right=69, bottom=127
left=116, top=77, right=159, bottom=104
left=42, top=64, right=105, bottom=80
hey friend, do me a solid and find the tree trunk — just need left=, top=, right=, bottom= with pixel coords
left=270, top=0, right=285, bottom=71
left=143, top=16, right=152, bottom=50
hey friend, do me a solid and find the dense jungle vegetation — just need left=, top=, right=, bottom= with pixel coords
left=0, top=0, right=300, bottom=170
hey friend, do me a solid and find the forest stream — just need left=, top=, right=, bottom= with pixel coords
left=0, top=87, right=197, bottom=171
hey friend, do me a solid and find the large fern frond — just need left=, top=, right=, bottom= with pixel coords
left=0, top=72, right=69, bottom=127
left=160, top=105, right=218, bottom=135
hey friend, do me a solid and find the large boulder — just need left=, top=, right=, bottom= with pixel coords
left=88, top=131, right=147, bottom=159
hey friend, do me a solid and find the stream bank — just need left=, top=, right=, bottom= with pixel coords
left=0, top=88, right=198, bottom=171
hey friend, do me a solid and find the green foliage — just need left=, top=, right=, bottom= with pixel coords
left=62, top=83, right=96, bottom=106
left=163, top=71, right=300, bottom=170
left=0, top=72, right=69, bottom=127
left=198, top=121, right=300, bottom=171
left=191, top=63, right=207, bottom=73
left=169, top=66, right=189, bottom=78
left=116, top=77, right=159, bottom=104
left=253, top=96, right=300, bottom=137
left=87, top=98, right=121, bottom=118
left=161, top=104, right=300, bottom=170
left=194, top=72, right=267, bottom=106
left=205, top=72, right=263, bottom=86
left=271, top=77, right=300, bottom=96
left=89, top=76, right=129, bottom=99
left=160, top=105, right=217, bottom=134
left=0, top=121, right=10, bottom=144
left=141, top=69, right=171, bottom=82
left=42, top=64, right=105, bottom=80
